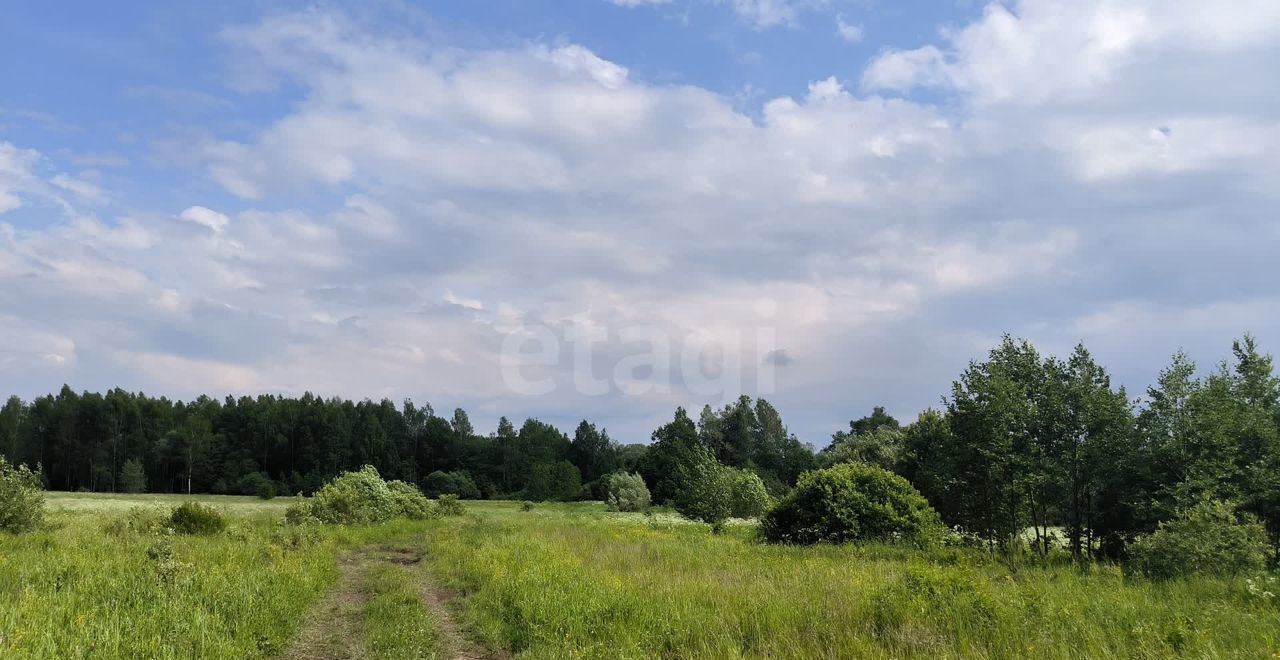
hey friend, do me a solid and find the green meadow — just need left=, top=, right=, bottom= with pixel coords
left=1, top=494, right=1277, bottom=659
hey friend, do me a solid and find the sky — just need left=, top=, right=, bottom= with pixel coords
left=2, top=0, right=1279, bottom=445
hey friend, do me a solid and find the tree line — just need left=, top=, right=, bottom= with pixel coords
left=2, top=333, right=1277, bottom=559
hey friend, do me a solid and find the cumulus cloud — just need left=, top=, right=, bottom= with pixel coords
left=3, top=3, right=1279, bottom=441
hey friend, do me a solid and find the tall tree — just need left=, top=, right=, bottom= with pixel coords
left=569, top=420, right=619, bottom=485
left=640, top=408, right=713, bottom=504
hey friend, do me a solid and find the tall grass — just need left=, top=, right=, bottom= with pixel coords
left=0, top=494, right=432, bottom=658
left=420, top=502, right=1280, bottom=659
left=4, top=496, right=1277, bottom=659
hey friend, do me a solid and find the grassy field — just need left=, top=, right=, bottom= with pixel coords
left=0, top=493, right=439, bottom=659
left=2, top=495, right=1278, bottom=659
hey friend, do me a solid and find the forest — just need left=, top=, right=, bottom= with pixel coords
left=3, top=333, right=1278, bottom=560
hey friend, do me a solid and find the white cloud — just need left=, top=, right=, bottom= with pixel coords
left=179, top=206, right=230, bottom=233
left=0, top=142, right=41, bottom=214
left=729, top=0, right=829, bottom=29
left=864, top=0, right=1280, bottom=104
left=836, top=14, right=863, bottom=43
left=4, top=4, right=1280, bottom=441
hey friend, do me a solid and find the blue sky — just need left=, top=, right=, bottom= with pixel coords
left=2, top=0, right=1279, bottom=444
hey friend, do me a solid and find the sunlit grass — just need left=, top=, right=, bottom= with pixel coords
left=0, top=493, right=430, bottom=659
left=5, top=495, right=1277, bottom=659
left=420, top=502, right=1280, bottom=659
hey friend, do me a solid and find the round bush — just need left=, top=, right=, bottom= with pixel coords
left=1126, top=499, right=1269, bottom=580
left=727, top=470, right=772, bottom=519
left=300, top=465, right=434, bottom=525
left=673, top=459, right=734, bottom=525
left=168, top=502, right=227, bottom=535
left=423, top=470, right=482, bottom=499
left=761, top=462, right=942, bottom=545
left=605, top=472, right=651, bottom=512
left=0, top=457, right=44, bottom=534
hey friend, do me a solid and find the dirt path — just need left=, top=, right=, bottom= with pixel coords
left=412, top=562, right=500, bottom=659
left=373, top=545, right=504, bottom=660
left=282, top=545, right=503, bottom=660
left=282, top=553, right=370, bottom=660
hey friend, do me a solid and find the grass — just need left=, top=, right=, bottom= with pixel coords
left=360, top=557, right=442, bottom=659
left=3, top=494, right=1278, bottom=659
left=0, top=493, right=433, bottom=659
left=419, top=501, right=1280, bottom=659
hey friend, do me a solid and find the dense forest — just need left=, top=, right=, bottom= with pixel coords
left=3, top=334, right=1278, bottom=558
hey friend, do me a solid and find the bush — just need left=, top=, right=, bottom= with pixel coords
left=761, top=462, right=942, bottom=546
left=387, top=479, right=434, bottom=520
left=0, top=457, right=44, bottom=534
left=168, top=502, right=227, bottom=535
left=674, top=459, right=734, bottom=525
left=297, top=465, right=434, bottom=525
left=435, top=494, right=465, bottom=516
left=605, top=472, right=651, bottom=512
left=1127, top=499, right=1270, bottom=580
left=674, top=461, right=776, bottom=525
left=240, top=472, right=276, bottom=500
left=727, top=470, right=772, bottom=519
left=422, top=470, right=482, bottom=499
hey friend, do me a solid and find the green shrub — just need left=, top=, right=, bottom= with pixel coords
left=118, top=458, right=147, bottom=494
left=387, top=479, right=434, bottom=520
left=0, top=457, right=44, bottom=534
left=761, top=462, right=942, bottom=546
left=240, top=472, right=277, bottom=500
left=674, top=459, right=734, bottom=525
left=435, top=494, right=465, bottom=516
left=168, top=502, right=227, bottom=535
left=297, top=465, right=434, bottom=525
left=1127, top=499, right=1269, bottom=580
left=525, top=461, right=582, bottom=502
left=284, top=498, right=316, bottom=526
left=727, top=470, right=772, bottom=519
left=422, top=470, right=481, bottom=499
left=605, top=472, right=651, bottom=512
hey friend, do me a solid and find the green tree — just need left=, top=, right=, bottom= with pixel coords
left=945, top=336, right=1044, bottom=548
left=569, top=420, right=619, bottom=485
left=849, top=406, right=900, bottom=436
left=822, top=425, right=905, bottom=471
left=640, top=408, right=713, bottom=504
left=525, top=460, right=581, bottom=501
left=119, top=458, right=147, bottom=494
left=673, top=456, right=734, bottom=526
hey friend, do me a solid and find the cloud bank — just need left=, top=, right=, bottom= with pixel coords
left=2, top=1, right=1278, bottom=441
